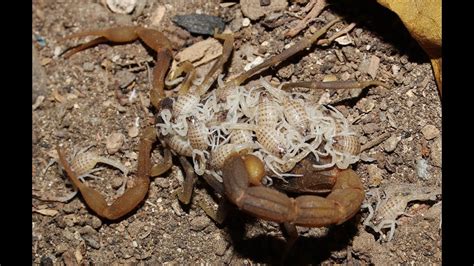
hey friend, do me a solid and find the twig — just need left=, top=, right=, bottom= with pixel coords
left=360, top=132, right=390, bottom=152
left=285, top=0, right=327, bottom=37
left=317, top=22, right=356, bottom=46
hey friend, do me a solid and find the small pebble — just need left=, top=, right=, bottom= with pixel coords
left=172, top=14, right=225, bottom=35
left=128, top=125, right=139, bottom=138
left=416, top=158, right=429, bottom=180
left=171, top=201, right=183, bottom=216
left=430, top=137, right=442, bottom=167
left=357, top=98, right=376, bottom=113
left=421, top=125, right=440, bottom=140
left=334, top=35, right=354, bottom=46
left=116, top=70, right=136, bottom=89
left=367, top=164, right=383, bottom=187
left=190, top=216, right=210, bottom=231
left=63, top=200, right=83, bottom=214
left=242, top=17, right=251, bottom=27
left=392, top=64, right=400, bottom=76
left=62, top=214, right=79, bottom=227
left=362, top=123, right=379, bottom=135
left=55, top=243, right=69, bottom=254
left=106, top=0, right=137, bottom=14
left=111, top=177, right=123, bottom=189
left=127, top=220, right=144, bottom=236
left=88, top=216, right=102, bottom=229
left=367, top=55, right=380, bottom=78
left=277, top=64, right=295, bottom=79
left=240, top=0, right=287, bottom=20
left=82, top=62, right=95, bottom=72
left=106, top=132, right=125, bottom=154
left=213, top=234, right=229, bottom=256
left=79, top=225, right=101, bottom=249
left=40, top=255, right=54, bottom=266
left=352, top=231, right=376, bottom=255
left=155, top=177, right=170, bottom=189
left=383, top=135, right=401, bottom=153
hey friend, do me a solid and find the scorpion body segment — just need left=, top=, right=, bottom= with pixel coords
left=282, top=99, right=310, bottom=136
left=332, top=135, right=361, bottom=156
left=257, top=96, right=280, bottom=128
left=172, top=93, right=200, bottom=118
left=187, top=117, right=210, bottom=150
left=166, top=134, right=194, bottom=157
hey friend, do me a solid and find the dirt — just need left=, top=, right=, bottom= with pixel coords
left=32, top=0, right=441, bottom=264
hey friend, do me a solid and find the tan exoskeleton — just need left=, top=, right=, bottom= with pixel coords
left=56, top=18, right=388, bottom=252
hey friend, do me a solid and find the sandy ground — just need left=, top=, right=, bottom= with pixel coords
left=33, top=0, right=441, bottom=264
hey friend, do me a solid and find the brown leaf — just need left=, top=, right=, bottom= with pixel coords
left=377, top=0, right=442, bottom=95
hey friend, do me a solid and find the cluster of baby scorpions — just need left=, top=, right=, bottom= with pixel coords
left=56, top=17, right=389, bottom=252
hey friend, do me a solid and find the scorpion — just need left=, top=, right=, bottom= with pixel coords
left=56, top=18, right=388, bottom=250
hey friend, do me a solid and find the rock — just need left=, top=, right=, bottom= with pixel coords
left=128, top=125, right=139, bottom=138
left=383, top=135, right=401, bottom=153
left=421, top=125, right=440, bottom=140
left=82, top=62, right=95, bottom=72
left=352, top=231, right=376, bottom=255
left=62, top=214, right=79, bottom=227
left=367, top=164, right=383, bottom=187
left=357, top=98, right=376, bottom=113
left=242, top=17, right=251, bottom=27
left=416, top=158, right=429, bottom=180
left=127, top=220, right=152, bottom=239
left=40, top=255, right=54, bottom=266
left=55, top=243, right=69, bottom=254
left=88, top=216, right=103, bottom=229
left=367, top=55, right=380, bottom=78
left=213, top=233, right=229, bottom=256
left=111, top=177, right=123, bottom=189
left=63, top=199, right=83, bottom=214
left=424, top=202, right=441, bottom=220
left=155, top=177, right=170, bottom=189
left=79, top=225, right=101, bottom=249
left=362, top=123, right=379, bottom=135
left=172, top=14, right=225, bottom=35
left=277, top=64, right=295, bottom=79
left=430, top=137, right=441, bottom=167
left=116, top=70, right=136, bottom=89
left=190, top=216, right=210, bottom=231
left=106, top=132, right=125, bottom=154
left=171, top=201, right=183, bottom=216
left=240, top=0, right=288, bottom=20
left=106, top=0, right=137, bottom=14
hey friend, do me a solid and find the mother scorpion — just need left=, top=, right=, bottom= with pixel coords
left=57, top=18, right=388, bottom=248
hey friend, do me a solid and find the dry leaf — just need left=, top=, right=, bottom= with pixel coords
left=169, top=38, right=223, bottom=79
left=377, top=0, right=442, bottom=95
left=34, top=208, right=59, bottom=216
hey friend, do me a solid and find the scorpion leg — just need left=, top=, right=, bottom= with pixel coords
left=167, top=61, right=197, bottom=95
left=195, top=32, right=235, bottom=96
left=61, top=26, right=173, bottom=109
left=281, top=222, right=299, bottom=260
left=222, top=155, right=365, bottom=227
left=56, top=127, right=157, bottom=220
left=177, top=156, right=198, bottom=205
left=150, top=149, right=173, bottom=177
